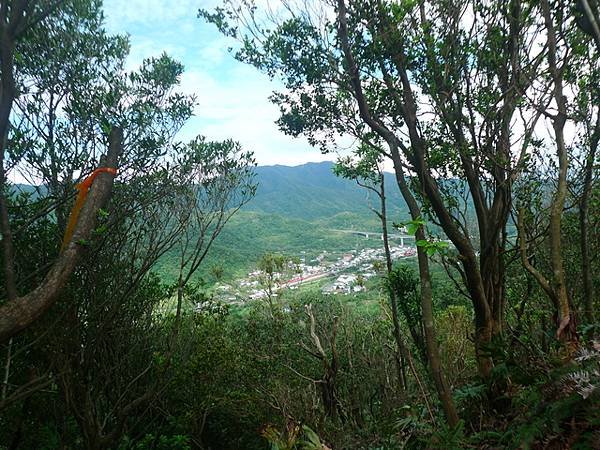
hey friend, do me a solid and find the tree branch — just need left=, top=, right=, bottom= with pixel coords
left=0, top=127, right=122, bottom=343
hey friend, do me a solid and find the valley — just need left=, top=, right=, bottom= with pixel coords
left=156, top=161, right=413, bottom=284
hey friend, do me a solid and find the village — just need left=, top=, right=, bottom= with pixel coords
left=213, top=243, right=417, bottom=304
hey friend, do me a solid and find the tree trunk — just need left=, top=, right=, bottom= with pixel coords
left=389, top=156, right=460, bottom=428
left=0, top=29, right=19, bottom=302
left=541, top=0, right=576, bottom=344
left=378, top=174, right=409, bottom=393
left=321, top=370, right=338, bottom=419
left=0, top=128, right=122, bottom=343
left=481, top=235, right=507, bottom=337
left=580, top=113, right=598, bottom=324
left=336, top=0, right=459, bottom=425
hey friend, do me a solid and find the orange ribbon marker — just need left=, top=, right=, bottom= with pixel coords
left=61, top=167, right=117, bottom=251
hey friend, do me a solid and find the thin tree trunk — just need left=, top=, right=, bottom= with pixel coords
left=0, top=28, right=19, bottom=302
left=378, top=174, right=408, bottom=392
left=580, top=113, right=598, bottom=324
left=541, top=0, right=576, bottom=343
left=2, top=338, right=12, bottom=400
left=389, top=158, right=460, bottom=428
left=176, top=276, right=184, bottom=326
left=335, top=0, right=459, bottom=425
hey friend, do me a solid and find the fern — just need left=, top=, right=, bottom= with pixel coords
left=454, top=383, right=487, bottom=404
left=561, top=344, right=600, bottom=400
left=428, top=420, right=465, bottom=450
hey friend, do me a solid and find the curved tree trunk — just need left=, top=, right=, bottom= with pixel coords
left=0, top=128, right=122, bottom=343
left=541, top=0, right=577, bottom=345
left=336, top=0, right=459, bottom=426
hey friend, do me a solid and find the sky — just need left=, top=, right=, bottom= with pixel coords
left=102, top=0, right=338, bottom=167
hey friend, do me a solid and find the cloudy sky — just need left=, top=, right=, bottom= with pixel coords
left=102, top=0, right=338, bottom=167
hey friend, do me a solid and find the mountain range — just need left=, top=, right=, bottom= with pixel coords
left=246, top=161, right=408, bottom=221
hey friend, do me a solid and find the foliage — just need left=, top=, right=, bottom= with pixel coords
left=261, top=424, right=329, bottom=450
left=1, top=0, right=599, bottom=448
left=436, top=306, right=476, bottom=387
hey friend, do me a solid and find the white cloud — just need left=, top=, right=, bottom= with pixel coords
left=176, top=67, right=335, bottom=165
left=100, top=0, right=343, bottom=166
left=102, top=0, right=199, bottom=30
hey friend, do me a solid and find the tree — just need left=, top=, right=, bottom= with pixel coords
left=0, top=1, right=123, bottom=341
left=335, top=152, right=410, bottom=388
left=211, top=264, right=225, bottom=281
left=0, top=0, right=202, bottom=342
left=200, top=0, right=594, bottom=378
left=333, top=0, right=544, bottom=378
left=335, top=149, right=459, bottom=426
left=172, top=137, right=256, bottom=327
left=566, top=0, right=598, bottom=326
left=300, top=304, right=340, bottom=418
left=257, top=252, right=287, bottom=316
left=0, top=2, right=256, bottom=446
left=0, top=128, right=121, bottom=343
left=515, top=0, right=598, bottom=344
left=575, top=0, right=600, bottom=48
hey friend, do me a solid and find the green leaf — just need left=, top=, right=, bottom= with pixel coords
left=406, top=222, right=419, bottom=235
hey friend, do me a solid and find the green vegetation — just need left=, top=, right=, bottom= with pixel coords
left=171, top=161, right=411, bottom=284
left=156, top=208, right=399, bottom=283
left=1, top=0, right=599, bottom=449
left=246, top=162, right=408, bottom=221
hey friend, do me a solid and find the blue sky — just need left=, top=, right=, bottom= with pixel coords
left=102, top=0, right=338, bottom=166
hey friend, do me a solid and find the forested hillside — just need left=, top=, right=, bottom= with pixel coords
left=1, top=1, right=599, bottom=449
left=247, top=161, right=407, bottom=220
left=15, top=162, right=409, bottom=282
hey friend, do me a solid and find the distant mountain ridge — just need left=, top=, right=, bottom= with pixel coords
left=246, top=161, right=408, bottom=223
left=13, top=161, right=409, bottom=225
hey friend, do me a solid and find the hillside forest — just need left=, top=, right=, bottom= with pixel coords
left=1, top=0, right=599, bottom=449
